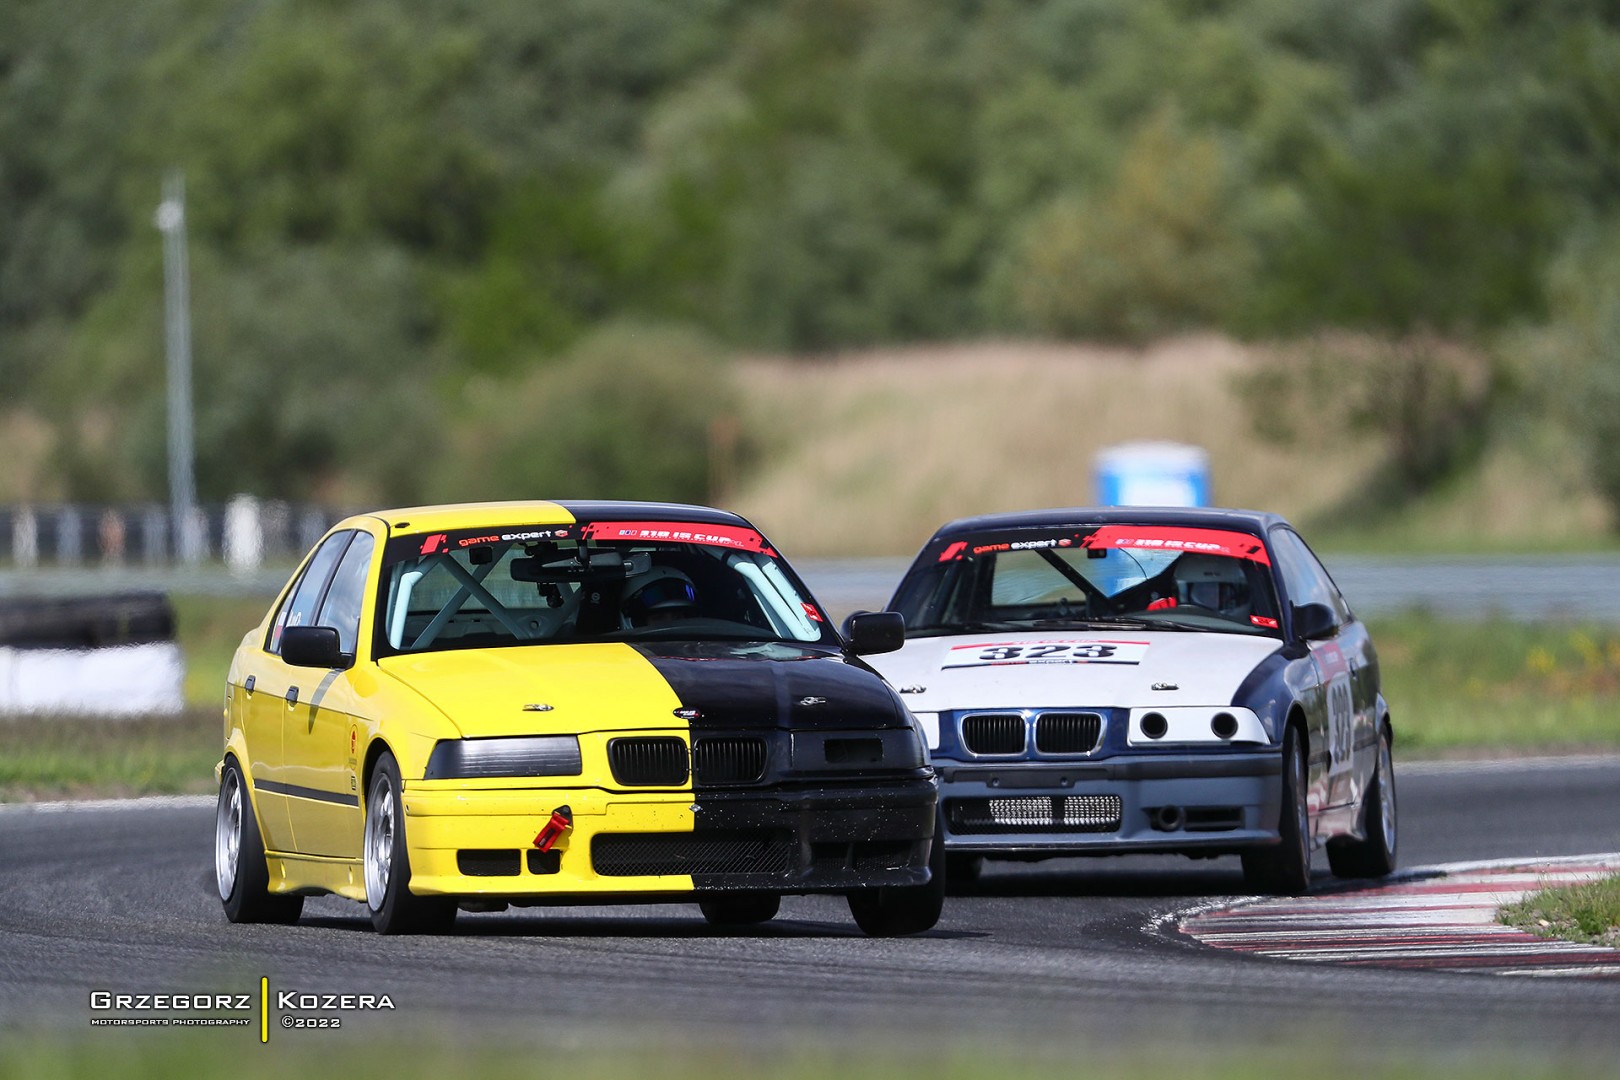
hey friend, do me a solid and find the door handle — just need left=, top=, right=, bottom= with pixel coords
left=286, top=686, right=299, bottom=706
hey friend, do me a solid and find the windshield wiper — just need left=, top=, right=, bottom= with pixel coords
left=1131, top=616, right=1256, bottom=634
left=1024, top=615, right=1219, bottom=634
left=906, top=620, right=1030, bottom=636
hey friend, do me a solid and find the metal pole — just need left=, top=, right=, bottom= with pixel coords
left=156, top=170, right=198, bottom=564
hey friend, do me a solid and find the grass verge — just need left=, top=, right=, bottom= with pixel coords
left=1501, top=875, right=1620, bottom=948
left=1368, top=613, right=1620, bottom=755
left=0, top=708, right=220, bottom=801
left=2, top=1031, right=1618, bottom=1080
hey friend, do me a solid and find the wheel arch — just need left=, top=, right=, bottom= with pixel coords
left=217, top=748, right=272, bottom=844
left=1285, top=702, right=1308, bottom=754
left=360, top=737, right=396, bottom=812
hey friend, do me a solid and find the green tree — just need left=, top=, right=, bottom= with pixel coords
left=1536, top=223, right=1620, bottom=521
left=1004, top=109, right=1258, bottom=341
left=434, top=323, right=736, bottom=505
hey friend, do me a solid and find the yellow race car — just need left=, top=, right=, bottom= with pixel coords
left=214, top=501, right=940, bottom=935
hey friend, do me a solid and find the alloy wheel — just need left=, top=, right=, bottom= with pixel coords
left=215, top=772, right=242, bottom=902
left=364, top=777, right=395, bottom=911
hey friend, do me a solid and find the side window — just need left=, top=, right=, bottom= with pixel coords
left=1270, top=528, right=1351, bottom=621
left=314, top=531, right=375, bottom=656
left=268, top=532, right=353, bottom=653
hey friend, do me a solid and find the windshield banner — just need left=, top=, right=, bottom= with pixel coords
left=577, top=521, right=773, bottom=554
left=1079, top=526, right=1270, bottom=565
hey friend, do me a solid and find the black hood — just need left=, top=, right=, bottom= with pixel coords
left=630, top=640, right=906, bottom=732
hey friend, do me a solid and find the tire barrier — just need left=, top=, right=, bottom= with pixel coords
left=0, top=592, right=184, bottom=716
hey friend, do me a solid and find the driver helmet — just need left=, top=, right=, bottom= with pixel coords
left=1173, top=554, right=1251, bottom=617
left=621, top=566, right=698, bottom=627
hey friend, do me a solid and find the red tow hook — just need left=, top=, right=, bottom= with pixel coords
left=533, top=805, right=572, bottom=852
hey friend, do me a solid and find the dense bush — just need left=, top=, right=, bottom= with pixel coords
left=1004, top=109, right=1258, bottom=341
left=1529, top=226, right=1620, bottom=520
left=1237, top=332, right=1502, bottom=511
left=430, top=324, right=737, bottom=506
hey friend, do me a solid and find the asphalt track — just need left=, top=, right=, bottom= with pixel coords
left=1, top=757, right=1618, bottom=1063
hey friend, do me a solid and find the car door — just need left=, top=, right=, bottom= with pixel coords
left=248, top=530, right=353, bottom=855
left=280, top=529, right=377, bottom=858
left=1269, top=527, right=1359, bottom=827
left=1285, top=530, right=1381, bottom=822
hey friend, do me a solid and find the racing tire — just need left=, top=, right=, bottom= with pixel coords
left=216, top=759, right=304, bottom=925
left=847, top=824, right=946, bottom=937
left=365, top=751, right=457, bottom=935
left=1241, top=725, right=1311, bottom=896
left=1326, top=725, right=1397, bottom=879
left=699, top=892, right=781, bottom=927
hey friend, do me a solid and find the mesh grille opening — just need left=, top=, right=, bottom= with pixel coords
left=1061, top=794, right=1123, bottom=827
left=592, top=831, right=793, bottom=877
left=851, top=840, right=915, bottom=873
left=1184, top=807, right=1244, bottom=832
left=457, top=849, right=520, bottom=877
left=947, top=795, right=1122, bottom=834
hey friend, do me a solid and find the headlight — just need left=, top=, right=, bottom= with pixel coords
left=1125, top=707, right=1266, bottom=746
left=908, top=711, right=940, bottom=751
left=424, top=736, right=582, bottom=779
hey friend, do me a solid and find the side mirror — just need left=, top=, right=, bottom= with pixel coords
left=1291, top=602, right=1340, bottom=642
left=281, top=625, right=349, bottom=669
left=843, top=611, right=905, bottom=656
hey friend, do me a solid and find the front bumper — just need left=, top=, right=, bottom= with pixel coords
left=935, top=752, right=1283, bottom=855
left=402, top=778, right=938, bottom=898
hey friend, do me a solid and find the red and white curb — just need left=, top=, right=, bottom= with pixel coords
left=1178, top=853, right=1620, bottom=978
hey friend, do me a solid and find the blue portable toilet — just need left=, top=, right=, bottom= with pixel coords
left=1094, top=441, right=1211, bottom=507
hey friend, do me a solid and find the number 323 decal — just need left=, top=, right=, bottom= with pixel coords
left=943, top=640, right=1150, bottom=669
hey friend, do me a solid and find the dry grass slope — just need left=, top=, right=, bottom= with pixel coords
left=729, top=337, right=1385, bottom=555
left=728, top=337, right=1611, bottom=556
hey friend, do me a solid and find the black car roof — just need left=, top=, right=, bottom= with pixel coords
left=926, top=506, right=1291, bottom=540
left=555, top=500, right=756, bottom=527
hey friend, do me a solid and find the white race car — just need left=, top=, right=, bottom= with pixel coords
left=866, top=507, right=1396, bottom=894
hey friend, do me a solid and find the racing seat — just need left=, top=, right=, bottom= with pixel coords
left=571, top=584, right=622, bottom=638
left=1173, top=554, right=1252, bottom=620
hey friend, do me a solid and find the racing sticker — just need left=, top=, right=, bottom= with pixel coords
left=937, top=536, right=1078, bottom=561
left=1314, top=642, right=1354, bottom=768
left=942, top=639, right=1150, bottom=669
left=578, top=521, right=773, bottom=554
left=1080, top=526, right=1270, bottom=565
left=450, top=527, right=572, bottom=549
left=387, top=526, right=575, bottom=563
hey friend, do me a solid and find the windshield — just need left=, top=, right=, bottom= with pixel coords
left=892, top=524, right=1282, bottom=637
left=374, top=520, right=834, bottom=656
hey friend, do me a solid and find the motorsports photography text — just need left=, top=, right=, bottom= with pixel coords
left=87, top=979, right=396, bottom=1039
